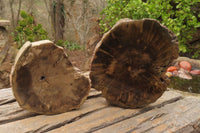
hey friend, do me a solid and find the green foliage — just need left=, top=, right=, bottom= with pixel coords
left=13, top=11, right=48, bottom=48
left=100, top=0, right=200, bottom=58
left=56, top=40, right=83, bottom=51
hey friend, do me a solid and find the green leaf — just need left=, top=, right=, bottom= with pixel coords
left=27, top=17, right=34, bottom=24
left=20, top=10, right=28, bottom=19
left=19, top=21, right=26, bottom=27
left=13, top=11, right=48, bottom=48
left=100, top=0, right=199, bottom=58
left=195, top=23, right=200, bottom=28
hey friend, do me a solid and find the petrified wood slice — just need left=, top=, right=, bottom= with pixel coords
left=169, top=57, right=200, bottom=93
left=10, top=40, right=90, bottom=114
left=90, top=18, right=179, bottom=108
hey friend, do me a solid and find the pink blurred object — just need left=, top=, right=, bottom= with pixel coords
left=178, top=70, right=192, bottom=80
left=179, top=61, right=191, bottom=72
left=190, top=70, right=200, bottom=75
left=172, top=70, right=178, bottom=76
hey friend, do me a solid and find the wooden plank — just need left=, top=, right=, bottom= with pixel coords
left=0, top=101, right=37, bottom=125
left=0, top=88, right=37, bottom=125
left=0, top=88, right=102, bottom=126
left=0, top=88, right=101, bottom=104
left=1, top=88, right=199, bottom=133
left=0, top=97, right=107, bottom=133
left=93, top=96, right=200, bottom=133
left=0, top=88, right=15, bottom=104
left=48, top=91, right=183, bottom=133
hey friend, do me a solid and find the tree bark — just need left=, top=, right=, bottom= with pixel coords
left=0, top=0, right=5, bottom=17
left=9, top=0, right=22, bottom=30
left=16, top=0, right=22, bottom=26
left=48, top=0, right=56, bottom=38
left=54, top=0, right=65, bottom=42
left=9, top=0, right=15, bottom=30
left=90, top=18, right=179, bottom=108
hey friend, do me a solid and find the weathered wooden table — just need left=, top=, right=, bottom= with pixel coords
left=0, top=88, right=200, bottom=133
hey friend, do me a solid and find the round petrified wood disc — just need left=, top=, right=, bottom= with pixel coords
left=10, top=40, right=90, bottom=114
left=90, top=19, right=179, bottom=108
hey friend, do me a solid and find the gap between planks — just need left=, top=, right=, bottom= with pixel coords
left=48, top=93, right=183, bottom=133
left=0, top=89, right=183, bottom=133
left=0, top=88, right=200, bottom=133
left=0, top=88, right=102, bottom=126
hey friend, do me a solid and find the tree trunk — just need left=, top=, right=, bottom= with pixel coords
left=54, top=0, right=65, bottom=42
left=9, top=0, right=15, bottom=30
left=10, top=40, right=90, bottom=114
left=44, top=0, right=55, bottom=38
left=90, top=18, right=179, bottom=108
left=49, top=0, right=55, bottom=38
left=16, top=0, right=22, bottom=26
left=9, top=0, right=22, bottom=31
left=0, top=0, right=5, bottom=18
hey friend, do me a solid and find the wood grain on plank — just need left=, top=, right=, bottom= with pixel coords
left=93, top=97, right=200, bottom=133
left=48, top=91, right=183, bottom=133
left=0, top=102, right=37, bottom=125
left=0, top=97, right=107, bottom=133
left=0, top=88, right=102, bottom=125
left=0, top=88, right=14, bottom=102
left=1, top=88, right=199, bottom=133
